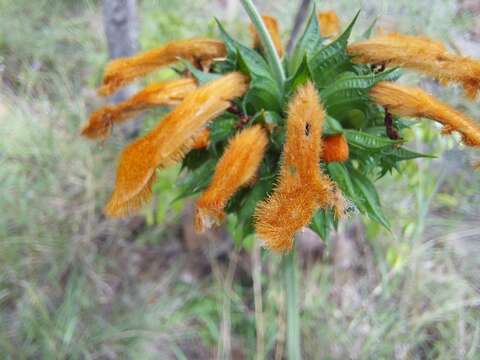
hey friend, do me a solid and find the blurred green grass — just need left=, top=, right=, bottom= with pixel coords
left=1, top=0, right=479, bottom=358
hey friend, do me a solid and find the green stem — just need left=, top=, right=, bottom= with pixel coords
left=282, top=249, right=301, bottom=360
left=239, top=0, right=286, bottom=89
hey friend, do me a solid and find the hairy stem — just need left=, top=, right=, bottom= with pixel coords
left=240, top=0, right=286, bottom=88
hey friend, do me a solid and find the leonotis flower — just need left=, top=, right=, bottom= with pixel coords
left=254, top=83, right=344, bottom=252
left=82, top=78, right=197, bottom=139
left=348, top=32, right=480, bottom=99
left=98, top=38, right=226, bottom=96
left=317, top=10, right=341, bottom=38
left=370, top=82, right=480, bottom=147
left=82, top=7, right=480, bottom=252
left=104, top=72, right=249, bottom=217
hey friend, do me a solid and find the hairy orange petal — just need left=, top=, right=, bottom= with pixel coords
left=254, top=82, right=343, bottom=252
left=348, top=33, right=480, bottom=99
left=317, top=10, right=340, bottom=38
left=191, top=128, right=210, bottom=150
left=322, top=134, right=349, bottom=163
left=98, top=38, right=226, bottom=96
left=104, top=72, right=249, bottom=217
left=249, top=15, right=284, bottom=58
left=195, top=125, right=268, bottom=232
left=370, top=82, right=480, bottom=147
left=81, top=78, right=197, bottom=140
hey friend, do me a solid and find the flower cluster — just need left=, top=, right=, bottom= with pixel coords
left=82, top=9, right=480, bottom=252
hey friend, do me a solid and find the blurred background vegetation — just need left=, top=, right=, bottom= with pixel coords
left=1, top=0, right=479, bottom=358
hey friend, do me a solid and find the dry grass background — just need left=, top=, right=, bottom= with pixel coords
left=1, top=0, right=479, bottom=358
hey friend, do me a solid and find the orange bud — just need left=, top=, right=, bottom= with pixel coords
left=81, top=78, right=197, bottom=140
left=254, top=82, right=344, bottom=252
left=98, top=38, right=226, bottom=96
left=322, top=134, right=349, bottom=163
left=104, top=72, right=249, bottom=217
left=348, top=33, right=480, bottom=99
left=370, top=81, right=480, bottom=147
left=191, top=128, right=210, bottom=149
left=317, top=11, right=341, bottom=38
left=249, top=15, right=284, bottom=58
left=195, top=125, right=268, bottom=232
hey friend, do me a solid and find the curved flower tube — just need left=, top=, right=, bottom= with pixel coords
left=348, top=33, right=480, bottom=99
left=370, top=81, right=480, bottom=147
left=81, top=78, right=197, bottom=139
left=322, top=134, right=349, bottom=163
left=104, top=72, right=249, bottom=217
left=254, top=82, right=343, bottom=252
left=317, top=11, right=340, bottom=38
left=195, top=125, right=268, bottom=232
left=98, top=38, right=226, bottom=96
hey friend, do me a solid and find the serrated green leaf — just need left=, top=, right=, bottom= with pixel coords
left=381, top=146, right=436, bottom=161
left=215, top=19, right=237, bottom=64
left=348, top=166, right=390, bottom=230
left=310, top=210, right=334, bottom=240
left=308, top=10, right=360, bottom=87
left=324, top=115, right=344, bottom=135
left=209, top=114, right=237, bottom=143
left=361, top=18, right=378, bottom=39
left=181, top=60, right=221, bottom=85
left=174, top=159, right=216, bottom=201
left=182, top=148, right=210, bottom=171
left=286, top=56, right=311, bottom=95
left=345, top=129, right=401, bottom=150
left=327, top=163, right=357, bottom=200
left=289, top=5, right=324, bottom=76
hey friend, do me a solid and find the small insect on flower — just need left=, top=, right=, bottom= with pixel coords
left=195, top=125, right=268, bottom=233
left=348, top=32, right=480, bottom=99
left=98, top=38, right=226, bottom=96
left=322, top=134, right=349, bottom=163
left=81, top=78, right=197, bottom=140
left=317, top=10, right=341, bottom=38
left=254, top=82, right=343, bottom=252
left=370, top=82, right=480, bottom=147
left=249, top=15, right=284, bottom=58
left=104, top=72, right=249, bottom=217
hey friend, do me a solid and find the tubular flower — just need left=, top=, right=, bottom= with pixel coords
left=191, top=128, right=210, bottom=149
left=249, top=15, right=284, bottom=57
left=81, top=78, right=197, bottom=139
left=254, top=83, right=343, bottom=252
left=322, top=134, right=349, bottom=163
left=370, top=82, right=480, bottom=147
left=98, top=38, right=226, bottom=96
left=317, top=10, right=341, bottom=38
left=195, top=125, right=268, bottom=232
left=348, top=32, right=480, bottom=99
left=104, top=72, right=249, bottom=217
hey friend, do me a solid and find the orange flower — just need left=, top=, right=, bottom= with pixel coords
left=249, top=15, right=284, bottom=58
left=191, top=128, right=211, bottom=149
left=98, top=38, right=226, bottom=96
left=317, top=10, right=340, bottom=38
left=81, top=78, right=197, bottom=140
left=254, top=82, right=343, bottom=252
left=104, top=72, right=249, bottom=217
left=322, top=134, right=349, bottom=163
left=348, top=32, right=480, bottom=99
left=370, top=81, right=480, bottom=147
left=195, top=125, right=268, bottom=232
